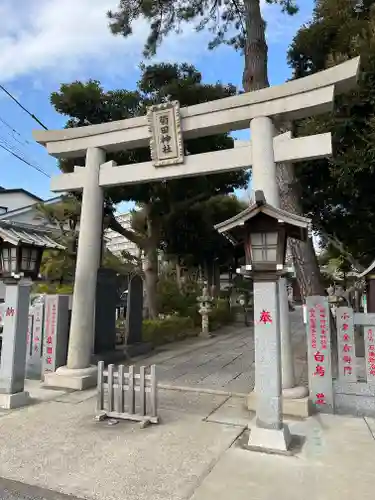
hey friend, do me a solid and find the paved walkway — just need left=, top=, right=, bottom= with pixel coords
left=0, top=308, right=316, bottom=500
left=194, top=397, right=375, bottom=500
left=0, top=386, right=374, bottom=500
left=131, top=307, right=308, bottom=394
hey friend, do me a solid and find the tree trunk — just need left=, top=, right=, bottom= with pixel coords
left=143, top=213, right=160, bottom=319
left=242, top=0, right=324, bottom=299
left=176, top=259, right=183, bottom=291
left=204, top=259, right=214, bottom=290
left=213, top=261, right=221, bottom=297
left=108, top=210, right=160, bottom=316
left=144, top=245, right=158, bottom=319
left=277, top=161, right=325, bottom=298
left=242, top=0, right=269, bottom=92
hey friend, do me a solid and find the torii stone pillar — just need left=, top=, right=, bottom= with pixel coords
left=44, top=147, right=105, bottom=390
left=250, top=116, right=308, bottom=400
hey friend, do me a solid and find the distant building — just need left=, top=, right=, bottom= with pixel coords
left=0, top=188, right=140, bottom=260
left=104, top=212, right=140, bottom=259
left=0, top=188, right=63, bottom=300
left=0, top=189, right=62, bottom=228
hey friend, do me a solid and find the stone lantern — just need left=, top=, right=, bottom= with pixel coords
left=197, top=282, right=214, bottom=337
left=0, top=221, right=64, bottom=408
left=215, top=190, right=311, bottom=452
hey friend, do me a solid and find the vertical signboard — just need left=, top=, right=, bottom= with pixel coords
left=306, top=296, right=334, bottom=413
left=336, top=307, right=357, bottom=382
left=0, top=283, right=30, bottom=394
left=26, top=312, right=33, bottom=356
left=147, top=101, right=184, bottom=167
left=26, top=303, right=44, bottom=379
left=364, top=326, right=375, bottom=383
left=25, top=310, right=33, bottom=367
left=42, top=295, right=70, bottom=378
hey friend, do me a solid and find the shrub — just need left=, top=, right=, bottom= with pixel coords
left=157, top=276, right=200, bottom=318
left=32, top=283, right=73, bottom=295
left=210, top=298, right=234, bottom=331
left=142, top=315, right=197, bottom=346
left=185, top=304, right=202, bottom=327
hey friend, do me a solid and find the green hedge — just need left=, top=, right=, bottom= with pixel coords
left=157, top=277, right=200, bottom=317
left=142, top=315, right=198, bottom=346
left=32, top=283, right=73, bottom=294
left=209, top=298, right=234, bottom=331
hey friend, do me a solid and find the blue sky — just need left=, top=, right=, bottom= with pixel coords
left=0, top=0, right=314, bottom=210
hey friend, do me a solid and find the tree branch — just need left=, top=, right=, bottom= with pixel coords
left=107, top=214, right=146, bottom=249
left=230, top=0, right=246, bottom=35
left=316, top=224, right=364, bottom=272
left=121, top=249, right=142, bottom=265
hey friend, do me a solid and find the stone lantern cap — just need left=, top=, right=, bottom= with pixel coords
left=214, top=190, right=312, bottom=246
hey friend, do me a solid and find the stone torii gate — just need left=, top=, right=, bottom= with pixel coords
left=33, top=57, right=360, bottom=391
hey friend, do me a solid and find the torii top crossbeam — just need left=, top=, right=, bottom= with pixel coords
left=34, top=57, right=359, bottom=158
left=31, top=57, right=360, bottom=194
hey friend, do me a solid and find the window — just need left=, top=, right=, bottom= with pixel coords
left=250, top=232, right=278, bottom=263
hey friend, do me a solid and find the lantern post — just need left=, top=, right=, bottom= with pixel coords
left=215, top=191, right=311, bottom=452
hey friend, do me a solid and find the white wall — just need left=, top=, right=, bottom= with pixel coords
left=2, top=208, right=55, bottom=227
left=0, top=192, right=39, bottom=213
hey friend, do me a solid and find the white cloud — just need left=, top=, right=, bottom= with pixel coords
left=0, top=0, right=209, bottom=84
left=0, top=0, right=312, bottom=85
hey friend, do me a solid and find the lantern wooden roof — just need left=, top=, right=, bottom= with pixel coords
left=214, top=190, right=312, bottom=245
left=0, top=220, right=64, bottom=249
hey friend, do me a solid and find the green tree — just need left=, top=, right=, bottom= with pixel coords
left=107, top=0, right=298, bottom=91
left=106, top=0, right=328, bottom=299
left=37, top=195, right=135, bottom=283
left=51, top=63, right=249, bottom=317
left=288, top=0, right=375, bottom=270
left=36, top=195, right=80, bottom=283
left=161, top=194, right=246, bottom=284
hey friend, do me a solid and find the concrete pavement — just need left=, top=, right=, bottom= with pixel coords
left=0, top=309, right=371, bottom=499
left=0, top=384, right=374, bottom=499
left=0, top=477, right=84, bottom=500
left=0, top=380, right=375, bottom=500
left=193, top=397, right=375, bottom=500
left=0, top=388, right=243, bottom=500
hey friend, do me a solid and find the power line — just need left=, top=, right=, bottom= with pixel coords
left=0, top=142, right=50, bottom=178
left=0, top=135, right=39, bottom=170
left=0, top=114, right=32, bottom=146
left=0, top=84, right=48, bottom=130
left=0, top=134, right=30, bottom=161
left=0, top=115, right=54, bottom=178
left=0, top=136, right=26, bottom=160
left=0, top=134, right=51, bottom=175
